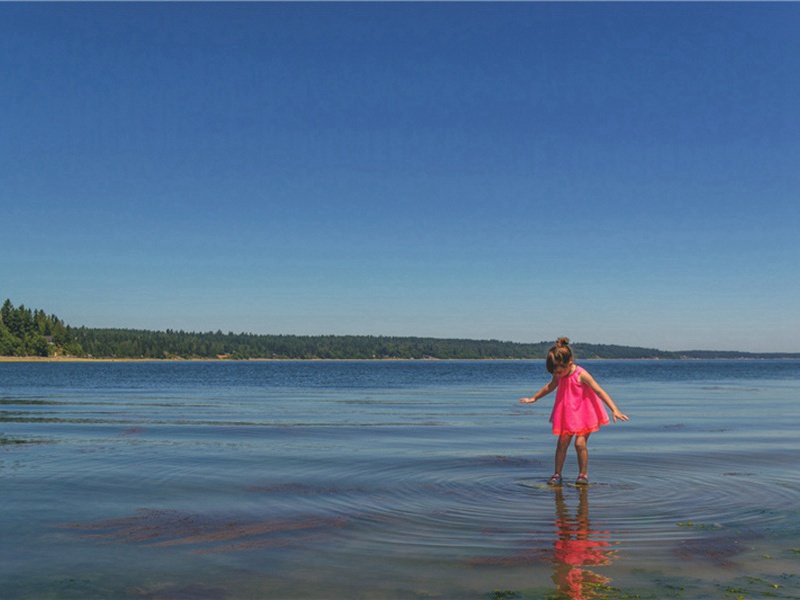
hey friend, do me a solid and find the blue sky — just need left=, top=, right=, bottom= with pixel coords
left=2, top=3, right=798, bottom=352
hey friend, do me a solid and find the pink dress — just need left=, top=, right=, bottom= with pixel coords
left=550, top=366, right=610, bottom=436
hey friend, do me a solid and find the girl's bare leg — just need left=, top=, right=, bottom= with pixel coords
left=575, top=433, right=590, bottom=475
left=554, top=433, right=573, bottom=475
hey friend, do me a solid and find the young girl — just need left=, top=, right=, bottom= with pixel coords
left=520, top=337, right=629, bottom=485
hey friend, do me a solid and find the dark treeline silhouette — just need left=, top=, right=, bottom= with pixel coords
left=73, top=328, right=556, bottom=360
left=64, top=329, right=800, bottom=361
left=2, top=299, right=798, bottom=360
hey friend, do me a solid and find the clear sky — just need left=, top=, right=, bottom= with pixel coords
left=2, top=2, right=798, bottom=352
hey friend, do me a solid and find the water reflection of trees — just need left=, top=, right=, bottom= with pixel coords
left=550, top=486, right=617, bottom=599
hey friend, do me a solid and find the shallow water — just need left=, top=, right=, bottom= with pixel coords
left=1, top=360, right=798, bottom=599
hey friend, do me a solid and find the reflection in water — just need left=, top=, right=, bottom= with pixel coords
left=551, top=487, right=617, bottom=599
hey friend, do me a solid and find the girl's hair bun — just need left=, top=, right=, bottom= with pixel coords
left=546, top=337, right=573, bottom=374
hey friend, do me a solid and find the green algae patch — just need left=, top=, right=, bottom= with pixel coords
left=0, top=436, right=52, bottom=446
left=721, top=574, right=798, bottom=599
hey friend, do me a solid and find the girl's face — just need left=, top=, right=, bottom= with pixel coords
left=552, top=362, right=574, bottom=378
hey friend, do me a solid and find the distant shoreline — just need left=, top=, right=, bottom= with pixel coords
left=3, top=299, right=797, bottom=360
left=1, top=356, right=528, bottom=363
left=2, top=355, right=799, bottom=363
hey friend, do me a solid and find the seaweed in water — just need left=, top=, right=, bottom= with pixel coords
left=675, top=534, right=745, bottom=568
left=58, top=508, right=347, bottom=555
left=0, top=436, right=53, bottom=446
left=130, top=582, right=228, bottom=599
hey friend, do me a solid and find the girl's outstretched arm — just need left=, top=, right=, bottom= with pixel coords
left=520, top=376, right=558, bottom=403
left=579, top=370, right=629, bottom=422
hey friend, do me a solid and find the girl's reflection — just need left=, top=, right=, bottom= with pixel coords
left=551, top=486, right=616, bottom=599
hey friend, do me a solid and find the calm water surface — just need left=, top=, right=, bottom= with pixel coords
left=1, top=360, right=798, bottom=599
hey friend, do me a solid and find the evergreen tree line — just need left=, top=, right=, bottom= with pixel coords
left=0, top=299, right=83, bottom=357
left=3, top=299, right=799, bottom=360
left=72, top=328, right=558, bottom=360
left=65, top=329, right=800, bottom=361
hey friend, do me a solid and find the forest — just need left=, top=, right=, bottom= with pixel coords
left=2, top=299, right=798, bottom=360
left=73, top=328, right=557, bottom=360
left=0, top=299, right=83, bottom=357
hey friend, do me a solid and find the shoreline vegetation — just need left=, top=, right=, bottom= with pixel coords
left=2, top=299, right=799, bottom=362
left=3, top=355, right=800, bottom=363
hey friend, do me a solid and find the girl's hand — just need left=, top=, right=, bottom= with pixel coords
left=612, top=409, right=629, bottom=422
left=519, top=397, right=537, bottom=404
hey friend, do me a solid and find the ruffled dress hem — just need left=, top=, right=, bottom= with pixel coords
left=551, top=424, right=605, bottom=437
